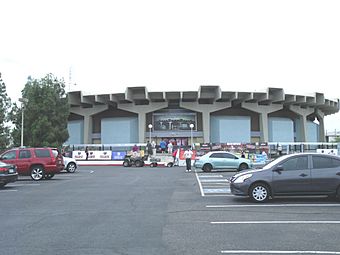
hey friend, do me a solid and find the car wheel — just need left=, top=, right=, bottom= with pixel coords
left=66, top=162, right=77, bottom=173
left=167, top=162, right=173, bottom=167
left=336, top=186, right=340, bottom=201
left=0, top=183, right=5, bottom=189
left=238, top=163, right=249, bottom=171
left=135, top=160, right=143, bottom=167
left=249, top=183, right=270, bottom=202
left=123, top=160, right=130, bottom=167
left=203, top=164, right=212, bottom=172
left=30, top=166, right=44, bottom=181
left=44, top=173, right=55, bottom=180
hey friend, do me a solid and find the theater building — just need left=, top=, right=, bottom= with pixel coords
left=66, top=86, right=339, bottom=146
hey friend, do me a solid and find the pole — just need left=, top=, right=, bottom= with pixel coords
left=190, top=127, right=193, bottom=149
left=149, top=128, right=151, bottom=142
left=21, top=108, right=24, bottom=147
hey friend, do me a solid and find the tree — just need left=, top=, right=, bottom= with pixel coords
left=11, top=74, right=70, bottom=148
left=0, top=73, right=12, bottom=150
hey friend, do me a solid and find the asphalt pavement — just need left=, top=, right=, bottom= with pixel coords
left=1, top=166, right=340, bottom=255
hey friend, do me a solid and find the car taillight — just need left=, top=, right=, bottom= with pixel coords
left=0, top=167, right=7, bottom=172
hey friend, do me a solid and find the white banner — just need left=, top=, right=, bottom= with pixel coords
left=72, top=150, right=113, bottom=160
left=316, top=149, right=338, bottom=155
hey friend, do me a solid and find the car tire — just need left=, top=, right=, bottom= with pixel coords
left=203, top=164, right=212, bottom=172
left=167, top=162, right=173, bottom=167
left=135, top=160, right=143, bottom=167
left=123, top=160, right=130, bottom=167
left=249, top=183, right=270, bottom=203
left=30, top=166, right=44, bottom=181
left=336, top=186, right=340, bottom=201
left=44, top=173, right=55, bottom=180
left=0, top=183, right=5, bottom=189
left=238, top=163, right=249, bottom=171
left=66, top=162, right=77, bottom=173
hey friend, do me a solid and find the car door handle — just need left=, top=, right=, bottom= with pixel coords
left=299, top=173, right=308, bottom=177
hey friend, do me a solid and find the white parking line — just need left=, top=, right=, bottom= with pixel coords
left=0, top=189, right=18, bottom=192
left=211, top=221, right=340, bottom=224
left=221, top=250, right=340, bottom=254
left=200, top=179, right=229, bottom=183
left=203, top=188, right=230, bottom=193
left=195, top=172, right=205, bottom=197
left=207, top=204, right=340, bottom=208
left=199, top=175, right=224, bottom=178
left=8, top=183, right=41, bottom=187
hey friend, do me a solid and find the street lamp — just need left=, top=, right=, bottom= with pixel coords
left=19, top=98, right=29, bottom=148
left=189, top=123, right=194, bottom=149
left=148, top=124, right=153, bottom=142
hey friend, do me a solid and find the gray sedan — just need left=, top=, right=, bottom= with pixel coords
left=230, top=153, right=340, bottom=202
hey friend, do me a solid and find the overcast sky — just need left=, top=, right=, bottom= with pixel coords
left=1, top=0, right=339, bottom=132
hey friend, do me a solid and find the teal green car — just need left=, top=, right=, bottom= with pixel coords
left=194, top=151, right=252, bottom=172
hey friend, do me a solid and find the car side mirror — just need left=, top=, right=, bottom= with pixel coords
left=273, top=165, right=284, bottom=172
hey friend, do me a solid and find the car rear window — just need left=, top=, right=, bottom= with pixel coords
left=34, top=149, right=51, bottom=158
left=312, top=156, right=334, bottom=169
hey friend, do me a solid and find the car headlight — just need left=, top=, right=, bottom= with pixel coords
left=233, top=173, right=253, bottom=184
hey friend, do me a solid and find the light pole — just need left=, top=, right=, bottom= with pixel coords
left=148, top=124, right=153, bottom=142
left=189, top=123, right=194, bottom=149
left=19, top=98, right=29, bottom=148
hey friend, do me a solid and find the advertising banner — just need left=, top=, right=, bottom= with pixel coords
left=72, top=150, right=112, bottom=160
left=316, top=149, right=338, bottom=155
left=112, top=151, right=127, bottom=160
left=153, top=113, right=196, bottom=131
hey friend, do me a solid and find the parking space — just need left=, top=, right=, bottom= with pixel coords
left=193, top=170, right=340, bottom=254
left=0, top=169, right=91, bottom=193
left=195, top=170, right=235, bottom=197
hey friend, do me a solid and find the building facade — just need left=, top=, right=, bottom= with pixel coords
left=67, top=86, right=339, bottom=145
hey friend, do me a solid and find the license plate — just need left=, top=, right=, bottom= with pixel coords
left=8, top=169, right=14, bottom=174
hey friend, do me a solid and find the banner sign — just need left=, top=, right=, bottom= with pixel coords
left=112, top=151, right=127, bottom=160
left=153, top=113, right=196, bottom=131
left=316, top=149, right=338, bottom=155
left=72, top=150, right=112, bottom=160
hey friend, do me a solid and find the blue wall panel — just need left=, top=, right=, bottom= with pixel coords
left=307, top=121, right=319, bottom=142
left=66, top=120, right=84, bottom=144
left=211, top=116, right=251, bottom=143
left=269, top=118, right=294, bottom=142
left=101, top=117, right=138, bottom=143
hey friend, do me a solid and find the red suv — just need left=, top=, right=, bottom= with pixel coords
left=0, top=148, right=64, bottom=181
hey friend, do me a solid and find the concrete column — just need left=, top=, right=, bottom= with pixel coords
left=242, top=103, right=283, bottom=143
left=180, top=102, right=231, bottom=143
left=315, top=109, right=326, bottom=142
left=289, top=105, right=314, bottom=142
left=118, top=102, right=168, bottom=142
left=70, top=105, right=108, bottom=144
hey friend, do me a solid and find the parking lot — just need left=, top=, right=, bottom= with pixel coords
left=1, top=166, right=340, bottom=254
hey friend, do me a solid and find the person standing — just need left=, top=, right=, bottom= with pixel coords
left=183, top=147, right=193, bottom=172
left=167, top=141, right=173, bottom=154
left=160, top=139, right=166, bottom=153
left=85, top=146, right=89, bottom=161
left=146, top=141, right=153, bottom=156
left=151, top=141, right=156, bottom=155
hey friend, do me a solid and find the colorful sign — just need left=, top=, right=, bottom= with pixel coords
left=112, top=151, right=127, bottom=160
left=153, top=113, right=196, bottom=131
